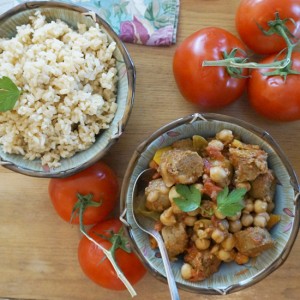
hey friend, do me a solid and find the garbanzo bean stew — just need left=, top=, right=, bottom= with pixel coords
left=143, top=129, right=280, bottom=281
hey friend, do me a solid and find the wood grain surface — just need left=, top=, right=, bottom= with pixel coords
left=0, top=1, right=299, bottom=299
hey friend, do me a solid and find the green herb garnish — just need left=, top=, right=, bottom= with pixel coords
left=216, top=186, right=247, bottom=217
left=174, top=184, right=202, bottom=212
left=0, top=76, right=21, bottom=112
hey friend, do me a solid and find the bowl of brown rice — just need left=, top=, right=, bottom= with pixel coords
left=0, top=1, right=135, bottom=177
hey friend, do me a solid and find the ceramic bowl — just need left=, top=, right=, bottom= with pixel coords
left=120, top=113, right=300, bottom=295
left=0, top=1, right=135, bottom=177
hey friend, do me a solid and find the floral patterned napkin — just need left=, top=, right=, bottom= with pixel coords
left=0, top=0, right=180, bottom=46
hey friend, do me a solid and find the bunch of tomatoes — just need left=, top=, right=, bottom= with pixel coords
left=48, top=162, right=146, bottom=293
left=173, top=0, right=300, bottom=122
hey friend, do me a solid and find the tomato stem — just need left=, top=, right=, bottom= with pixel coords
left=202, top=12, right=299, bottom=74
left=70, top=193, right=101, bottom=224
left=77, top=201, right=137, bottom=297
left=261, top=15, right=300, bottom=79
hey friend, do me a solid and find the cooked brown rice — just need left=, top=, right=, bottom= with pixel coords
left=0, top=11, right=118, bottom=167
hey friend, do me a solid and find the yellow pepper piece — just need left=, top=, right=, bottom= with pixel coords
left=192, top=135, right=208, bottom=152
left=266, top=214, right=281, bottom=230
left=153, top=146, right=172, bottom=165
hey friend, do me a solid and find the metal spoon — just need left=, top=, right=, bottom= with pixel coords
left=132, top=168, right=180, bottom=300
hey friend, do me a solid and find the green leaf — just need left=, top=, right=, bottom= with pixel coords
left=0, top=76, right=21, bottom=112
left=217, top=187, right=247, bottom=217
left=174, top=184, right=201, bottom=212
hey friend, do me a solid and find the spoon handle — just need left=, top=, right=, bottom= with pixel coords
left=156, top=234, right=181, bottom=300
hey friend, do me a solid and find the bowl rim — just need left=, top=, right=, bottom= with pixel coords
left=120, top=112, right=300, bottom=295
left=0, top=1, right=135, bottom=178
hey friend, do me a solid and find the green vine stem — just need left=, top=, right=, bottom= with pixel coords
left=76, top=194, right=137, bottom=298
left=202, top=12, right=299, bottom=71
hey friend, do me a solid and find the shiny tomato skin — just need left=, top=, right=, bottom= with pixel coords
left=48, top=161, right=119, bottom=225
left=173, top=27, right=247, bottom=109
left=78, top=219, right=146, bottom=290
left=248, top=52, right=300, bottom=121
left=236, top=0, right=300, bottom=55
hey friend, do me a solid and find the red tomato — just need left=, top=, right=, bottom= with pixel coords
left=78, top=219, right=146, bottom=290
left=173, top=27, right=248, bottom=109
left=248, top=52, right=300, bottom=121
left=236, top=0, right=300, bottom=54
left=48, top=161, right=119, bottom=225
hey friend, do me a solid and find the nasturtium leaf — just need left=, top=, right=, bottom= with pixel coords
left=0, top=76, right=21, bottom=112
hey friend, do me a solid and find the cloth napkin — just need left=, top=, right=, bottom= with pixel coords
left=0, top=0, right=180, bottom=46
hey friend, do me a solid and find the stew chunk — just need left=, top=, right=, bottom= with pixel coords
left=229, top=142, right=268, bottom=182
left=159, top=149, right=204, bottom=187
left=183, top=246, right=221, bottom=281
left=161, top=222, right=188, bottom=259
left=234, top=226, right=275, bottom=257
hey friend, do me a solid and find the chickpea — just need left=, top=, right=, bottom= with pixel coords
left=216, top=129, right=233, bottom=144
left=147, top=190, right=159, bottom=202
left=254, top=199, right=268, bottom=213
left=184, top=215, right=197, bottom=227
left=241, top=213, right=254, bottom=227
left=257, top=212, right=270, bottom=222
left=217, top=249, right=235, bottom=262
left=195, top=238, right=211, bottom=250
left=253, top=215, right=267, bottom=228
left=204, top=227, right=213, bottom=238
left=210, top=166, right=228, bottom=186
left=228, top=211, right=241, bottom=221
left=218, top=219, right=229, bottom=231
left=214, top=207, right=226, bottom=220
left=210, top=244, right=220, bottom=255
left=168, top=185, right=180, bottom=201
left=196, top=229, right=208, bottom=239
left=221, top=234, right=236, bottom=251
left=160, top=207, right=176, bottom=226
left=168, top=186, right=182, bottom=214
left=193, top=183, right=203, bottom=193
left=211, top=228, right=226, bottom=244
left=208, top=139, right=224, bottom=151
left=194, top=219, right=212, bottom=231
left=229, top=220, right=242, bottom=233
left=181, top=263, right=193, bottom=280
left=235, top=252, right=249, bottom=265
left=243, top=198, right=254, bottom=213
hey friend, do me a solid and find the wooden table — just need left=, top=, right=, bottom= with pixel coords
left=0, top=1, right=299, bottom=299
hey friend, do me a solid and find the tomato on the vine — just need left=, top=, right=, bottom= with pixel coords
left=236, top=0, right=300, bottom=55
left=173, top=27, right=248, bottom=109
left=78, top=219, right=146, bottom=290
left=248, top=52, right=300, bottom=121
left=48, top=161, right=119, bottom=225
